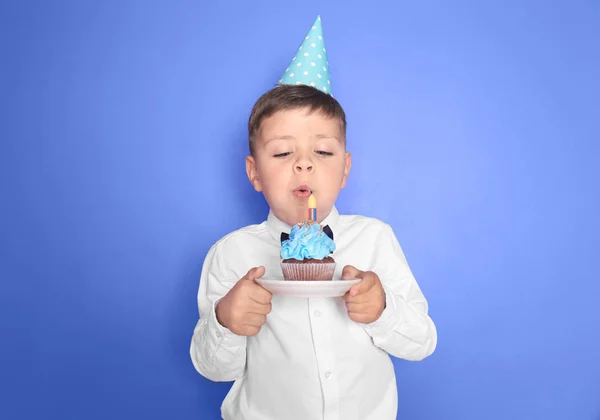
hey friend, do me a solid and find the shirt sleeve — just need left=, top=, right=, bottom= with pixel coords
left=190, top=243, right=247, bottom=382
left=361, top=223, right=438, bottom=361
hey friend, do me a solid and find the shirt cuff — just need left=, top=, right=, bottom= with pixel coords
left=362, top=285, right=401, bottom=338
left=208, top=296, right=247, bottom=347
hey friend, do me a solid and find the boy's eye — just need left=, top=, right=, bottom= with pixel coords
left=273, top=152, right=292, bottom=158
left=316, top=151, right=333, bottom=156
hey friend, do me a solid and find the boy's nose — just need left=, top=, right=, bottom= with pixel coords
left=295, top=162, right=313, bottom=172
left=294, top=153, right=314, bottom=172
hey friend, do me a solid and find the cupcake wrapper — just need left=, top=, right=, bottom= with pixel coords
left=281, top=262, right=336, bottom=281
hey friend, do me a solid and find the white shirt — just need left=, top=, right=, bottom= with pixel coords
left=190, top=207, right=437, bottom=420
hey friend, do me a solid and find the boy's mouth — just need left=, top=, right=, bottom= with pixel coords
left=293, top=185, right=312, bottom=199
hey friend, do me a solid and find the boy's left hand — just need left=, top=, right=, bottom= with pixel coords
left=342, top=265, right=386, bottom=324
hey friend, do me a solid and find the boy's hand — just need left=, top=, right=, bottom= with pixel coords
left=342, top=265, right=386, bottom=324
left=215, top=266, right=272, bottom=336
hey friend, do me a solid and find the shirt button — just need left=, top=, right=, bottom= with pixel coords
left=314, top=310, right=321, bottom=317
left=324, top=371, right=332, bottom=379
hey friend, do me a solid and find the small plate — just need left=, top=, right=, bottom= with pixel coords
left=255, top=279, right=360, bottom=298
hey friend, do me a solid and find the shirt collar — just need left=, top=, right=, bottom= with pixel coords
left=266, top=206, right=340, bottom=242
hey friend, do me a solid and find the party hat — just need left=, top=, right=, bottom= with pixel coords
left=278, top=16, right=332, bottom=95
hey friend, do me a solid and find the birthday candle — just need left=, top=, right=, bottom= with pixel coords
left=308, top=194, right=317, bottom=221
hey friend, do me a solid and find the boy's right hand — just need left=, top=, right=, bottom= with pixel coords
left=215, top=266, right=272, bottom=336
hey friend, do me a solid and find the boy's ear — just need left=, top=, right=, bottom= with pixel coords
left=341, top=151, right=352, bottom=188
left=246, top=156, right=263, bottom=192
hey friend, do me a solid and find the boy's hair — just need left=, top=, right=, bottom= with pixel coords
left=248, top=84, right=347, bottom=155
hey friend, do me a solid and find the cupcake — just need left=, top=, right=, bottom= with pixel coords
left=280, top=219, right=336, bottom=281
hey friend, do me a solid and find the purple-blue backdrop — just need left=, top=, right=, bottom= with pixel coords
left=2, top=1, right=599, bottom=419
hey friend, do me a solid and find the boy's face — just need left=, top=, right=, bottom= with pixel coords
left=246, top=107, right=351, bottom=226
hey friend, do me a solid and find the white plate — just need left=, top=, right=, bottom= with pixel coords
left=255, top=279, right=361, bottom=298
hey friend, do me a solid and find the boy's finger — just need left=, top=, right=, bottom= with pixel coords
left=244, top=266, right=265, bottom=281
left=243, top=313, right=267, bottom=327
left=345, top=302, right=369, bottom=313
left=249, top=285, right=272, bottom=304
left=342, top=265, right=364, bottom=280
left=347, top=311, right=371, bottom=324
left=343, top=291, right=370, bottom=304
left=249, top=298, right=272, bottom=314
left=348, top=284, right=362, bottom=297
left=250, top=266, right=266, bottom=279
left=348, top=275, right=375, bottom=296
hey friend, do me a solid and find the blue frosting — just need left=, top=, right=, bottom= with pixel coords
left=281, top=222, right=336, bottom=260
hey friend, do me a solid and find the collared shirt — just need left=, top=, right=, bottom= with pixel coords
left=190, top=207, right=437, bottom=420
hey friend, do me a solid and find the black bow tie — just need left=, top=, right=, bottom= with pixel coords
left=281, top=225, right=334, bottom=244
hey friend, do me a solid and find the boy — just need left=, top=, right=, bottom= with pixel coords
left=190, top=16, right=436, bottom=420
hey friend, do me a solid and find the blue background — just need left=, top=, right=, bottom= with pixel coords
left=2, top=1, right=599, bottom=419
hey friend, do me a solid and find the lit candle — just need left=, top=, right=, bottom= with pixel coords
left=308, top=193, right=317, bottom=221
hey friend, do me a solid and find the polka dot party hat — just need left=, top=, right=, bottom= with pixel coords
left=278, top=15, right=332, bottom=95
